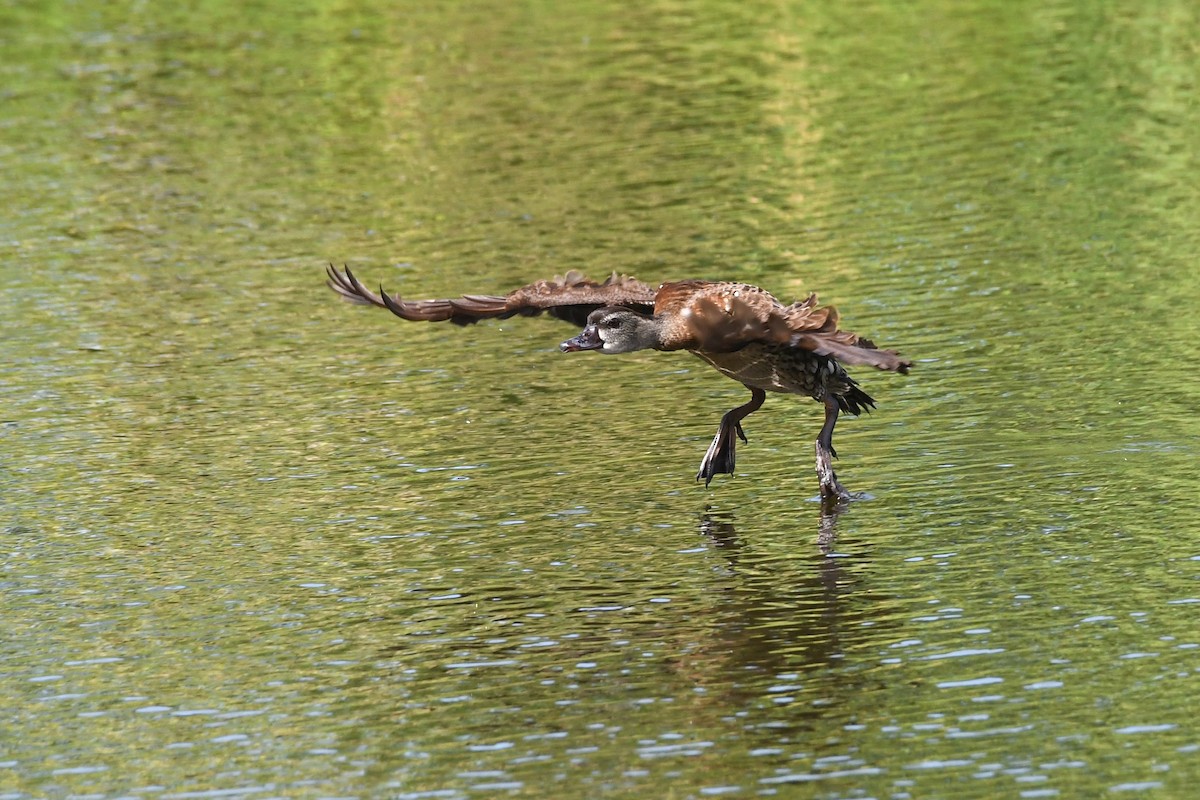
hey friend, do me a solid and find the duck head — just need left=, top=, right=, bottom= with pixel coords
left=560, top=307, right=660, bottom=354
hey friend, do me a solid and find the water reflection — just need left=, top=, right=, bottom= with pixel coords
left=690, top=505, right=890, bottom=714
left=341, top=501, right=901, bottom=789
left=699, top=507, right=850, bottom=673
left=702, top=497, right=849, bottom=554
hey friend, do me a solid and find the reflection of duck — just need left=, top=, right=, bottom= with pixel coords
left=692, top=507, right=877, bottom=731
left=327, top=266, right=911, bottom=498
left=704, top=495, right=848, bottom=552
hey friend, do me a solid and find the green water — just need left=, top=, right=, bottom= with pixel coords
left=4, top=0, right=1199, bottom=797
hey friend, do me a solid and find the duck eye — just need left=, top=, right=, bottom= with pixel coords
left=606, top=318, right=622, bottom=329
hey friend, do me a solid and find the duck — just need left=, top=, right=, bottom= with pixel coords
left=326, top=265, right=911, bottom=499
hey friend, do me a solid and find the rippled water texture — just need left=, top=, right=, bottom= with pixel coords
left=4, top=1, right=1200, bottom=797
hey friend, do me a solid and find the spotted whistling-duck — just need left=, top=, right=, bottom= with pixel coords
left=326, top=265, right=911, bottom=499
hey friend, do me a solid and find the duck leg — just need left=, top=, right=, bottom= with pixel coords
left=815, top=394, right=851, bottom=500
left=697, top=387, right=765, bottom=487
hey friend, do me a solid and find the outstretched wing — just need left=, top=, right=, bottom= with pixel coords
left=326, top=265, right=657, bottom=327
left=654, top=280, right=911, bottom=373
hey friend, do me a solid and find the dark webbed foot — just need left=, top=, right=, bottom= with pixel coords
left=697, top=387, right=765, bottom=488
left=815, top=441, right=851, bottom=501
left=816, top=393, right=851, bottom=500
left=697, top=415, right=747, bottom=486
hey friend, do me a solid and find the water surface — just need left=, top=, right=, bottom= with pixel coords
left=4, top=0, right=1200, bottom=797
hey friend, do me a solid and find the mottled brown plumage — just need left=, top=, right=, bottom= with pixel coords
left=326, top=265, right=911, bottom=499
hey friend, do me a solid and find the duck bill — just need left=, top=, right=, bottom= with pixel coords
left=560, top=325, right=603, bottom=352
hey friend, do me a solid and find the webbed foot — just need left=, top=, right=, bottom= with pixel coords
left=815, top=441, right=851, bottom=501
left=696, top=417, right=747, bottom=487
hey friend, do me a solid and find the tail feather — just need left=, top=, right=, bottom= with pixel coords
left=837, top=382, right=876, bottom=416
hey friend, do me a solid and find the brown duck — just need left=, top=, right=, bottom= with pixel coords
left=326, top=265, right=911, bottom=499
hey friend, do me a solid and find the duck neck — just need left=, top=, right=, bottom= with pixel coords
left=629, top=313, right=668, bottom=351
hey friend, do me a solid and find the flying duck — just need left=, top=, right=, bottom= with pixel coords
left=326, top=265, right=911, bottom=499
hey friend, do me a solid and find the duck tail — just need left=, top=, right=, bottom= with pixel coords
left=836, top=382, right=876, bottom=416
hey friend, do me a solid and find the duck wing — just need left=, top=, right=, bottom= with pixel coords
left=326, top=265, right=657, bottom=327
left=650, top=280, right=792, bottom=351
left=654, top=280, right=910, bottom=373
left=784, top=293, right=911, bottom=373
